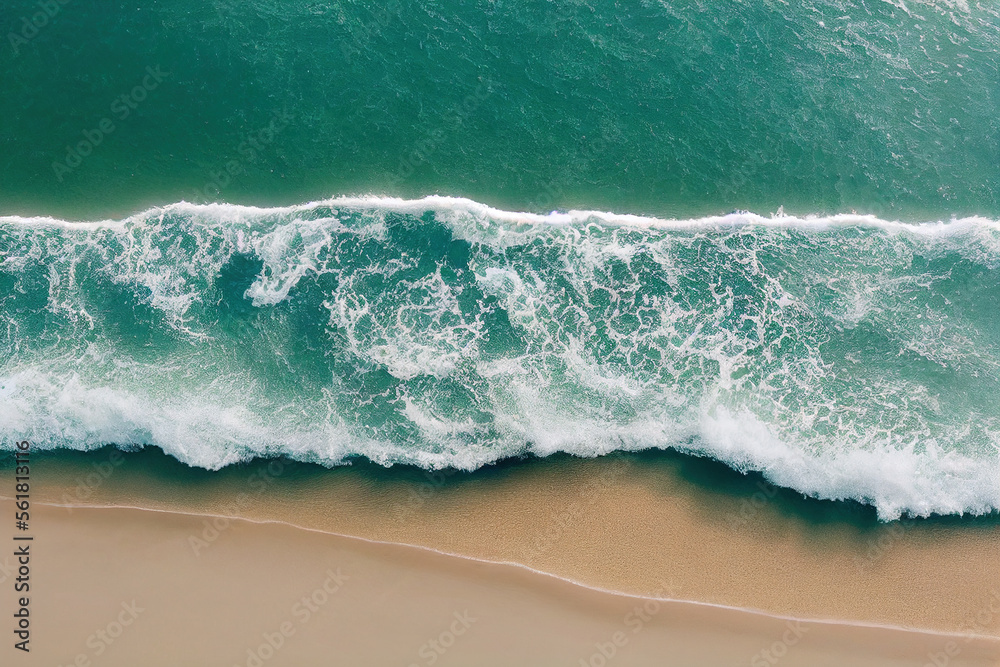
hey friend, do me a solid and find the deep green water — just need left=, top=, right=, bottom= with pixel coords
left=1, top=0, right=998, bottom=219
left=2, top=1, right=1000, bottom=519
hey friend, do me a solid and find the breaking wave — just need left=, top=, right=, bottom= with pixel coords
left=3, top=196, right=1000, bottom=519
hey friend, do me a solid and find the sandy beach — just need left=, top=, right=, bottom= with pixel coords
left=7, top=1, right=1000, bottom=664
left=1, top=500, right=997, bottom=667
left=3, top=450, right=997, bottom=666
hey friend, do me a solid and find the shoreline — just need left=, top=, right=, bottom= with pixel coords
left=5, top=447, right=1000, bottom=640
left=3, top=500, right=998, bottom=667
left=22, top=497, right=1000, bottom=644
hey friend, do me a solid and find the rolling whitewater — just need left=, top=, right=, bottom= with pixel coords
left=2, top=197, right=1000, bottom=520
left=2, top=0, right=1000, bottom=522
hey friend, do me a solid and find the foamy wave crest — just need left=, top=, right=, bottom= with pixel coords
left=3, top=196, right=1000, bottom=519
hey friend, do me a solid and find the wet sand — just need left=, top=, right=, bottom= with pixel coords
left=5, top=448, right=999, bottom=644
left=1, top=500, right=998, bottom=667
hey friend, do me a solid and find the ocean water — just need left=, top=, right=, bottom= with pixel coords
left=2, top=0, right=999, bottom=219
left=2, top=1, right=999, bottom=519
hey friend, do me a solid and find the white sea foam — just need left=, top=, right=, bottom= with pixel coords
left=3, top=194, right=1000, bottom=234
left=2, top=367, right=997, bottom=520
left=3, top=195, right=1000, bottom=520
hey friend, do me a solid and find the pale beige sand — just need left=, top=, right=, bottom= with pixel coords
left=20, top=451, right=1000, bottom=638
left=2, top=501, right=997, bottom=667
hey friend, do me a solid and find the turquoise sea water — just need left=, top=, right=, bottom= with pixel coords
left=2, top=1, right=999, bottom=518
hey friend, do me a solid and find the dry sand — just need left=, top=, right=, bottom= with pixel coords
left=2, top=450, right=999, bottom=665
left=0, top=501, right=997, bottom=667
left=23, top=450, right=1000, bottom=634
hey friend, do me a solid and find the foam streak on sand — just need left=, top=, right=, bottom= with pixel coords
left=3, top=197, right=1000, bottom=519
left=2, top=490, right=999, bottom=667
